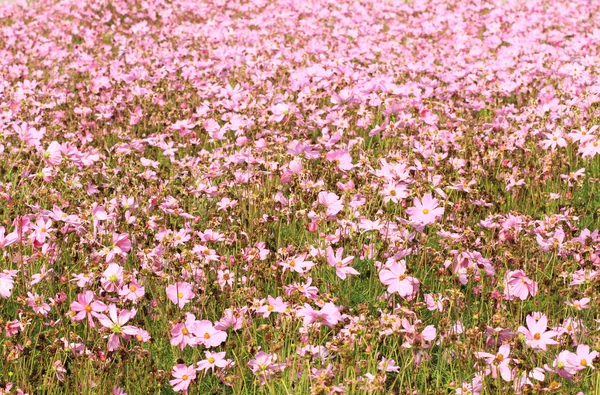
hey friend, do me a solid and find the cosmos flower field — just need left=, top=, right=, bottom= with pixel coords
left=1, top=0, right=600, bottom=393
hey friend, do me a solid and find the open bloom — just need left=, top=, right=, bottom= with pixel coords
left=96, top=304, right=139, bottom=351
left=326, top=246, right=359, bottom=280
left=0, top=270, right=17, bottom=299
left=170, top=364, right=196, bottom=392
left=474, top=344, right=513, bottom=381
left=70, top=291, right=107, bottom=327
left=196, top=351, right=231, bottom=372
left=406, top=193, right=444, bottom=225
left=379, top=259, right=419, bottom=298
left=518, top=313, right=558, bottom=351
left=503, top=270, right=538, bottom=300
left=166, top=282, right=195, bottom=309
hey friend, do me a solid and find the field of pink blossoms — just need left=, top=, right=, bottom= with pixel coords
left=1, top=0, right=600, bottom=393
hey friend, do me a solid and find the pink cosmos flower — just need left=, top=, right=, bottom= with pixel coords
left=44, top=141, right=62, bottom=167
left=166, top=282, right=195, bottom=309
left=406, top=193, right=444, bottom=225
left=474, top=344, right=513, bottom=381
left=424, top=293, right=446, bottom=312
left=171, top=313, right=201, bottom=350
left=118, top=280, right=145, bottom=303
left=95, top=304, right=139, bottom=351
left=70, top=291, right=108, bottom=327
left=379, top=259, right=419, bottom=298
left=326, top=150, right=354, bottom=171
left=170, top=364, right=196, bottom=393
left=247, top=351, right=286, bottom=384
left=0, top=226, right=18, bottom=248
left=381, top=183, right=408, bottom=204
left=196, top=351, right=231, bottom=372
left=326, top=246, right=359, bottom=280
left=101, top=263, right=124, bottom=292
left=30, top=217, right=54, bottom=243
left=317, top=191, right=344, bottom=217
left=518, top=313, right=558, bottom=351
left=106, top=233, right=131, bottom=263
left=296, top=302, right=342, bottom=328
left=564, top=297, right=591, bottom=310
left=541, top=129, right=567, bottom=150
left=194, top=320, right=227, bottom=348
left=566, top=344, right=598, bottom=372
left=256, top=296, right=288, bottom=318
left=0, top=270, right=17, bottom=299
left=503, top=270, right=538, bottom=300
left=280, top=253, right=314, bottom=274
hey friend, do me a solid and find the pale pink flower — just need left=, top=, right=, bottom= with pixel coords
left=280, top=253, right=314, bottom=274
left=193, top=320, right=227, bottom=348
left=96, top=304, right=139, bottom=351
left=317, top=191, right=344, bottom=216
left=326, top=246, right=359, bottom=280
left=256, top=296, right=288, bottom=318
left=0, top=270, right=17, bottom=299
left=196, top=351, right=231, bottom=372
left=101, top=263, right=124, bottom=292
left=503, top=270, right=538, bottom=300
left=166, top=282, right=195, bottom=309
left=118, top=280, right=145, bottom=303
left=406, top=193, right=444, bottom=225
left=170, top=364, right=196, bottom=393
left=518, top=314, right=558, bottom=351
left=379, top=260, right=419, bottom=298
left=474, top=344, right=513, bottom=381
left=326, top=150, right=354, bottom=171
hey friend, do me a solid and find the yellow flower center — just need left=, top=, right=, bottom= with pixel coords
left=581, top=359, right=587, bottom=367
left=182, top=328, right=189, bottom=335
left=84, top=305, right=92, bottom=313
left=289, top=260, right=296, bottom=267
left=268, top=305, right=274, bottom=311
left=204, top=333, right=210, bottom=339
left=398, top=274, right=407, bottom=281
left=422, top=209, right=429, bottom=214
left=129, top=285, right=137, bottom=292
left=177, top=292, right=183, bottom=298
left=182, top=374, right=188, bottom=381
left=208, top=357, right=215, bottom=363
left=533, top=333, right=541, bottom=340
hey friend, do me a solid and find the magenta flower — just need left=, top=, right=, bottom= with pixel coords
left=518, top=313, right=558, bottom=351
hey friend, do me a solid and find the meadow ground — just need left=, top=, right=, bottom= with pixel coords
left=1, top=0, right=600, bottom=394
